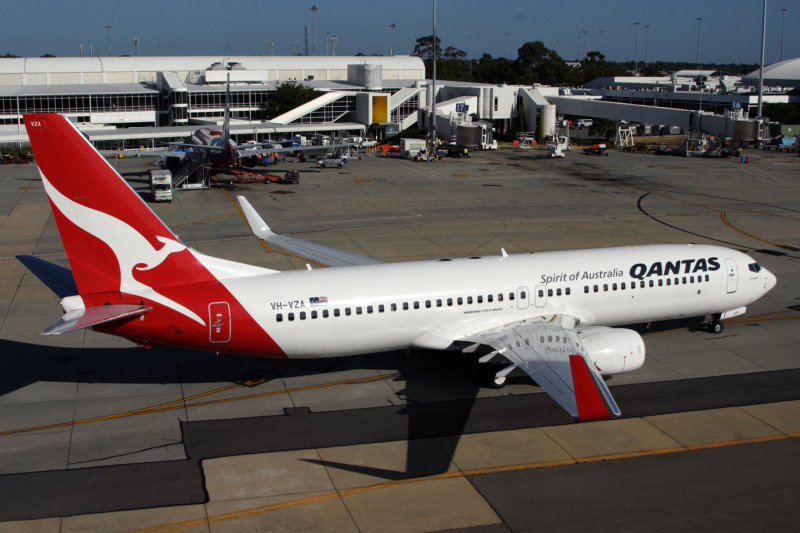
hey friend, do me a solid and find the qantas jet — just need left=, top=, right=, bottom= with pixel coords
left=22, top=113, right=776, bottom=421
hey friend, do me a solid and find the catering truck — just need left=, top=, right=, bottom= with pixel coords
left=149, top=169, right=173, bottom=202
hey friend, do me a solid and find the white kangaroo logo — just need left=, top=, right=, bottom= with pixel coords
left=41, top=173, right=206, bottom=326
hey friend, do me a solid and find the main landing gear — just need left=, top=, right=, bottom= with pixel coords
left=475, top=362, right=508, bottom=388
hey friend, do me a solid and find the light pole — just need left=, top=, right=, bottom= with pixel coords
left=326, top=32, right=330, bottom=56
left=582, top=30, right=587, bottom=59
left=390, top=24, right=397, bottom=56
left=330, top=36, right=337, bottom=56
left=696, top=17, right=702, bottom=68
left=267, top=40, right=274, bottom=56
left=310, top=5, right=318, bottom=56
left=505, top=32, right=510, bottom=59
left=645, top=25, right=649, bottom=70
left=780, top=8, right=787, bottom=61
left=600, top=30, right=605, bottom=56
left=468, top=34, right=472, bottom=77
left=105, top=25, right=112, bottom=56
left=132, top=37, right=139, bottom=57
left=634, top=22, right=640, bottom=75
left=757, top=0, right=767, bottom=117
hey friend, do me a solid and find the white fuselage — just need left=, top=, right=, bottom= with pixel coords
left=216, top=244, right=776, bottom=358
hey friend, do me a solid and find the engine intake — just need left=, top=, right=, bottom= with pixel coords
left=576, top=326, right=645, bottom=375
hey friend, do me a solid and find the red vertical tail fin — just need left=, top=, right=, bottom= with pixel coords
left=25, top=114, right=188, bottom=304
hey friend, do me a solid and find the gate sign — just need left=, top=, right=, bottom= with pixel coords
left=731, top=100, right=742, bottom=111
left=455, top=103, right=467, bottom=113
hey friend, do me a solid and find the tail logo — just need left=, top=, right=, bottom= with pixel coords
left=41, top=173, right=206, bottom=326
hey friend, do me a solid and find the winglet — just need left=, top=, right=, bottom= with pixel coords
left=237, top=196, right=276, bottom=241
left=569, top=354, right=621, bottom=420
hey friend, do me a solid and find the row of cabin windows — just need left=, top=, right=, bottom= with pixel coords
left=582, top=274, right=710, bottom=293
left=276, top=291, right=518, bottom=323
left=536, top=287, right=572, bottom=298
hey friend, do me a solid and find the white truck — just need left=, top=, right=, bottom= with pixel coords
left=149, top=169, right=173, bottom=202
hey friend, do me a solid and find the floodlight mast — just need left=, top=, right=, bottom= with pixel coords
left=428, top=0, right=437, bottom=158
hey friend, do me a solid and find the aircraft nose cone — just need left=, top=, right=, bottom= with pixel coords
left=763, top=268, right=777, bottom=292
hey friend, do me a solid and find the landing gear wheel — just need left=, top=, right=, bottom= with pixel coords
left=476, top=362, right=508, bottom=389
left=709, top=319, right=724, bottom=334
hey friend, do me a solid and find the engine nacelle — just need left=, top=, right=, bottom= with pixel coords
left=576, top=326, right=645, bottom=376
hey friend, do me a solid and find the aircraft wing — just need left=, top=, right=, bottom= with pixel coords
left=462, top=318, right=621, bottom=421
left=237, top=196, right=383, bottom=267
left=235, top=143, right=357, bottom=159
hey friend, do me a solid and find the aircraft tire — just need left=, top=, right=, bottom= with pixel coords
left=709, top=319, right=724, bottom=334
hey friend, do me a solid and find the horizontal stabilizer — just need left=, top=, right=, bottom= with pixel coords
left=237, top=196, right=383, bottom=268
left=43, top=304, right=152, bottom=335
left=16, top=255, right=77, bottom=298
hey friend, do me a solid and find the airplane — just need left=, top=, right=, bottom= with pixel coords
left=21, top=113, right=777, bottom=421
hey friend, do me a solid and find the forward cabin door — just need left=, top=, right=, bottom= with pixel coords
left=725, top=258, right=738, bottom=293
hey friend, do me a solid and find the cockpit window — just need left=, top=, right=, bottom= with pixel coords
left=748, top=263, right=762, bottom=273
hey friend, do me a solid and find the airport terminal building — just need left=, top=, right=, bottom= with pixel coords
left=0, top=55, right=798, bottom=148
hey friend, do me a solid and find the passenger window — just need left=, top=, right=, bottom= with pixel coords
left=612, top=283, right=617, bottom=290
left=311, top=310, right=318, bottom=319
left=425, top=300, right=432, bottom=308
left=682, top=277, right=687, bottom=284
left=391, top=303, right=397, bottom=311
left=323, top=309, right=329, bottom=317
left=345, top=308, right=352, bottom=316
left=689, top=277, right=694, bottom=283
left=547, top=289, right=553, bottom=297
left=649, top=280, right=654, bottom=287
left=621, top=282, right=626, bottom=290
left=367, top=306, right=373, bottom=314
left=539, top=289, right=545, bottom=297
left=658, top=279, right=663, bottom=286
left=276, top=313, right=283, bottom=322
left=593, top=285, right=599, bottom=293
left=447, top=298, right=453, bottom=306
left=640, top=281, right=645, bottom=288
left=556, top=288, right=562, bottom=296
left=436, top=299, right=442, bottom=307
left=488, top=294, right=493, bottom=302
left=565, top=287, right=571, bottom=295
left=414, top=301, right=420, bottom=309
left=334, top=309, right=340, bottom=317
left=457, top=297, right=463, bottom=305
left=666, top=279, right=671, bottom=286
left=403, top=302, right=409, bottom=310
left=520, top=291, right=526, bottom=299
left=498, top=294, right=503, bottom=302
left=288, top=312, right=295, bottom=321
left=603, top=284, right=608, bottom=292
left=509, top=292, right=515, bottom=300
left=705, top=274, right=709, bottom=281
left=584, top=286, right=589, bottom=293
left=379, top=304, right=385, bottom=313
left=356, top=307, right=362, bottom=315
left=477, top=295, right=483, bottom=303
left=300, top=311, right=306, bottom=320
left=467, top=296, right=473, bottom=304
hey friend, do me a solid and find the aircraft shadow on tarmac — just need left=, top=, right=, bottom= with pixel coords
left=0, top=332, right=494, bottom=480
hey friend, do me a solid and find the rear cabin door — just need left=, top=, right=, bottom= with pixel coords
left=209, top=302, right=231, bottom=343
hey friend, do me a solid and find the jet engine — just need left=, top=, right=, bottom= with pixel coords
left=575, top=326, right=645, bottom=375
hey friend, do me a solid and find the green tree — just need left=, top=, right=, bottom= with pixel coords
left=267, top=82, right=318, bottom=118
left=412, top=35, right=442, bottom=61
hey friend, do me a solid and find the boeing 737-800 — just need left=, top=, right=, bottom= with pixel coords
left=21, top=113, right=776, bottom=421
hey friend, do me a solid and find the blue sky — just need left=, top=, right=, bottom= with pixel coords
left=2, top=0, right=796, bottom=64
